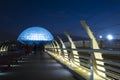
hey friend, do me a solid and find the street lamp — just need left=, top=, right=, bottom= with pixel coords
left=99, top=35, right=103, bottom=48
left=99, top=35, right=103, bottom=39
left=107, top=34, right=113, bottom=40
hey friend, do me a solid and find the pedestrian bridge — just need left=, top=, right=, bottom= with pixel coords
left=45, top=46, right=120, bottom=80
left=45, top=20, right=120, bottom=80
left=0, top=20, right=120, bottom=80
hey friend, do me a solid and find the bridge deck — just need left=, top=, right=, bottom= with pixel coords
left=0, top=52, right=76, bottom=80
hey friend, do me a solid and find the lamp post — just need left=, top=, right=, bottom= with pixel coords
left=107, top=34, right=113, bottom=49
left=99, top=35, right=103, bottom=48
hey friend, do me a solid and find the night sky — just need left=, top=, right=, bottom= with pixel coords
left=0, top=0, right=120, bottom=41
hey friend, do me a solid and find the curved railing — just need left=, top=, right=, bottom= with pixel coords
left=46, top=48, right=120, bottom=80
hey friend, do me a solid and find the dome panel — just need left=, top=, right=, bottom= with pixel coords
left=17, top=27, right=54, bottom=44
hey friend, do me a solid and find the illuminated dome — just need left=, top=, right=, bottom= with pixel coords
left=17, top=27, right=54, bottom=44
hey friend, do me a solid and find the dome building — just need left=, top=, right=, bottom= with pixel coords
left=17, top=27, right=54, bottom=44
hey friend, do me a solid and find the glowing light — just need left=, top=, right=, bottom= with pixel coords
left=107, top=34, right=113, bottom=40
left=99, top=35, right=103, bottom=39
left=83, top=70, right=86, bottom=72
left=79, top=68, right=82, bottom=70
left=88, top=72, right=91, bottom=75
left=17, top=27, right=54, bottom=44
left=80, top=20, right=106, bottom=78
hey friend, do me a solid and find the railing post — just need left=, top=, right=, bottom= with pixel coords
left=54, top=40, right=61, bottom=56
left=64, top=32, right=80, bottom=65
left=90, top=66, right=94, bottom=80
left=89, top=51, right=94, bottom=80
left=80, top=20, right=106, bottom=79
left=53, top=41, right=58, bottom=56
left=57, top=36, right=68, bottom=60
left=51, top=42, right=55, bottom=52
left=68, top=51, right=72, bottom=69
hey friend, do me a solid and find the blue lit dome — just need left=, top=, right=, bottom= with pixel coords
left=17, top=27, right=54, bottom=44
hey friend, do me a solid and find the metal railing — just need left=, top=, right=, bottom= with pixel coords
left=46, top=48, right=120, bottom=80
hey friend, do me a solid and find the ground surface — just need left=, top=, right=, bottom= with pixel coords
left=0, top=52, right=76, bottom=80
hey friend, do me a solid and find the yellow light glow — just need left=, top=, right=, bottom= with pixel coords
left=80, top=20, right=106, bottom=78
left=88, top=72, right=91, bottom=75
left=47, top=51, right=93, bottom=80
left=83, top=70, right=86, bottom=72
left=74, top=59, right=80, bottom=62
left=79, top=68, right=82, bottom=70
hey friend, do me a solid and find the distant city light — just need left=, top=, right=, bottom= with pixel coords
left=107, top=34, right=113, bottom=40
left=99, top=35, right=103, bottom=39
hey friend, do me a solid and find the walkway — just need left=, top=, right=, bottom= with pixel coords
left=0, top=52, right=76, bottom=80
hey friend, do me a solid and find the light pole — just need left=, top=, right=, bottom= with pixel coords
left=107, top=34, right=113, bottom=49
left=99, top=35, right=103, bottom=48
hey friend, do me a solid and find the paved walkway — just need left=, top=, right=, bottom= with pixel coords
left=0, top=52, right=76, bottom=80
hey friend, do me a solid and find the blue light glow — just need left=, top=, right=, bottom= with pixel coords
left=17, top=27, right=54, bottom=44
left=107, top=34, right=113, bottom=40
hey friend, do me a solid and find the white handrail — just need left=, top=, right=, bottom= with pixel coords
left=46, top=48, right=120, bottom=80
